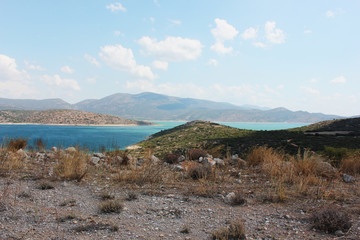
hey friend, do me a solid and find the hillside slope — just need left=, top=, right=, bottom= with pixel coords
left=133, top=118, right=360, bottom=157
left=0, top=110, right=152, bottom=126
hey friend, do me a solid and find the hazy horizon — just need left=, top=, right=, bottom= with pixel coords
left=1, top=1, right=359, bottom=116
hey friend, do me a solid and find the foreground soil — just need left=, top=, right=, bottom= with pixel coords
left=1, top=170, right=359, bottom=239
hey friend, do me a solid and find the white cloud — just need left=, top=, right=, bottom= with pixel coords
left=304, top=30, right=312, bottom=34
left=326, top=10, right=335, bottom=18
left=310, top=78, right=318, bottom=83
left=42, top=74, right=80, bottom=91
left=152, top=60, right=168, bottom=71
left=106, top=2, right=126, bottom=12
left=210, top=18, right=238, bottom=55
left=0, top=54, right=37, bottom=98
left=253, top=42, right=266, bottom=48
left=0, top=54, right=26, bottom=81
left=331, top=76, right=347, bottom=84
left=300, top=86, right=320, bottom=95
left=99, top=44, right=156, bottom=80
left=84, top=54, right=101, bottom=67
left=138, top=36, right=203, bottom=62
left=210, top=42, right=233, bottom=55
left=61, top=65, right=74, bottom=74
left=149, top=17, right=155, bottom=23
left=170, top=19, right=181, bottom=25
left=211, top=18, right=238, bottom=42
left=265, top=21, right=285, bottom=44
left=207, top=58, right=218, bottom=67
left=24, top=61, right=45, bottom=71
left=241, top=27, right=257, bottom=40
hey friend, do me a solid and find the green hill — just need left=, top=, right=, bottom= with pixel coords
left=132, top=118, right=360, bottom=158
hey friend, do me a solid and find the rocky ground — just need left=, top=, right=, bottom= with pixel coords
left=0, top=148, right=359, bottom=240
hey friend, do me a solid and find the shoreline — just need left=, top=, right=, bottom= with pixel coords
left=0, top=122, right=150, bottom=127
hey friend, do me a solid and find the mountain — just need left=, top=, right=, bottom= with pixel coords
left=0, top=98, right=71, bottom=110
left=0, top=109, right=152, bottom=126
left=0, top=92, right=342, bottom=122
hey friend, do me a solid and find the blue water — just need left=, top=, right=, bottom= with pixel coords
left=0, top=121, right=307, bottom=151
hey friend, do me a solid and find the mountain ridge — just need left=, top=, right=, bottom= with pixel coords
left=0, top=92, right=342, bottom=123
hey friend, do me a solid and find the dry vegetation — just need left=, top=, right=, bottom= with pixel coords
left=0, top=137, right=359, bottom=239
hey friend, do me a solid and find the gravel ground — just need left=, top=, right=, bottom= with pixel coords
left=1, top=177, right=359, bottom=240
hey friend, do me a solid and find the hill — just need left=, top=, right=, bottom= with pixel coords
left=0, top=92, right=342, bottom=122
left=0, top=109, right=152, bottom=126
left=132, top=118, right=360, bottom=157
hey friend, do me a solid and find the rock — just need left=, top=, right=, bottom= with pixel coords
left=174, top=165, right=184, bottom=171
left=35, top=152, right=46, bottom=161
left=177, top=155, right=185, bottom=162
left=214, top=158, right=225, bottom=166
left=342, top=173, right=356, bottom=183
left=150, top=155, right=160, bottom=163
left=113, top=156, right=123, bottom=165
left=229, top=157, right=247, bottom=168
left=93, top=152, right=105, bottom=159
left=51, top=146, right=57, bottom=152
left=65, top=147, right=77, bottom=153
left=203, top=158, right=216, bottom=166
left=17, top=149, right=28, bottom=159
left=89, top=157, right=101, bottom=166
left=335, top=230, right=344, bottom=237
left=198, top=157, right=204, bottom=163
left=315, top=161, right=338, bottom=179
left=224, top=192, right=236, bottom=204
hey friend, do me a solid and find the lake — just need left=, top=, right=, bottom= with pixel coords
left=0, top=121, right=307, bottom=151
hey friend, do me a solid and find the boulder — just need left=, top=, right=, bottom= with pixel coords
left=203, top=158, right=216, bottom=166
left=17, top=149, right=28, bottom=159
left=315, top=161, right=338, bottom=179
left=224, top=192, right=236, bottom=204
left=93, top=153, right=105, bottom=159
left=51, top=147, right=58, bottom=152
left=214, top=158, right=225, bottom=166
left=89, top=156, right=101, bottom=166
left=342, top=174, right=356, bottom=183
left=177, top=155, right=186, bottom=162
left=65, top=147, right=77, bottom=153
left=150, top=155, right=160, bottom=163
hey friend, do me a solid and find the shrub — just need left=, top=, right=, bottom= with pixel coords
left=246, top=146, right=279, bottom=166
left=188, top=149, right=207, bottom=160
left=340, top=152, right=360, bottom=174
left=163, top=153, right=180, bottom=164
left=125, top=192, right=137, bottom=201
left=311, top=205, right=352, bottom=234
left=187, top=163, right=212, bottom=180
left=212, top=220, right=246, bottom=240
left=33, top=138, right=46, bottom=151
left=98, top=199, right=123, bottom=214
left=322, top=146, right=349, bottom=167
left=38, top=181, right=54, bottom=190
left=7, top=138, right=27, bottom=152
left=228, top=192, right=247, bottom=206
left=55, top=151, right=87, bottom=181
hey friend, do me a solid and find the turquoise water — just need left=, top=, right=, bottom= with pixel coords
left=0, top=121, right=307, bottom=151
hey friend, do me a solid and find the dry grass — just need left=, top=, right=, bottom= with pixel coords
left=311, top=205, right=352, bottom=234
left=55, top=150, right=88, bottom=181
left=114, top=159, right=169, bottom=186
left=98, top=199, right=124, bottom=213
left=212, top=220, right=246, bottom=240
left=6, top=138, right=28, bottom=152
left=0, top=147, right=25, bottom=171
left=341, top=152, right=360, bottom=175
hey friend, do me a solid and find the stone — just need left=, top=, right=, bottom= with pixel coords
left=203, top=158, right=216, bottom=166
left=17, top=149, right=28, bottom=159
left=335, top=230, right=344, bottom=237
left=65, top=147, right=77, bottom=153
left=51, top=146, right=57, bottom=152
left=174, top=165, right=184, bottom=171
left=177, top=155, right=186, bottom=162
left=224, top=192, right=236, bottom=204
left=150, top=155, right=160, bottom=163
left=214, top=158, right=225, bottom=166
left=315, top=161, right=338, bottom=179
left=93, top=153, right=105, bottom=159
left=342, top=173, right=356, bottom=183
left=229, top=157, right=247, bottom=168
left=113, top=156, right=123, bottom=165
left=89, top=156, right=101, bottom=166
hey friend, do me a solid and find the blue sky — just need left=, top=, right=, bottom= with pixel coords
left=0, top=1, right=359, bottom=116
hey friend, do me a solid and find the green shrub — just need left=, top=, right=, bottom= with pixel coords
left=322, top=146, right=350, bottom=167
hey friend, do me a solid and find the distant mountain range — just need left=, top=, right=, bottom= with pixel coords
left=0, top=92, right=342, bottom=123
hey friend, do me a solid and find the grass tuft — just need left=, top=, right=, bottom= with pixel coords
left=212, top=220, right=246, bottom=240
left=98, top=199, right=124, bottom=214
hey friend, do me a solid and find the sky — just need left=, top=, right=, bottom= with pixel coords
left=0, top=1, right=359, bottom=116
